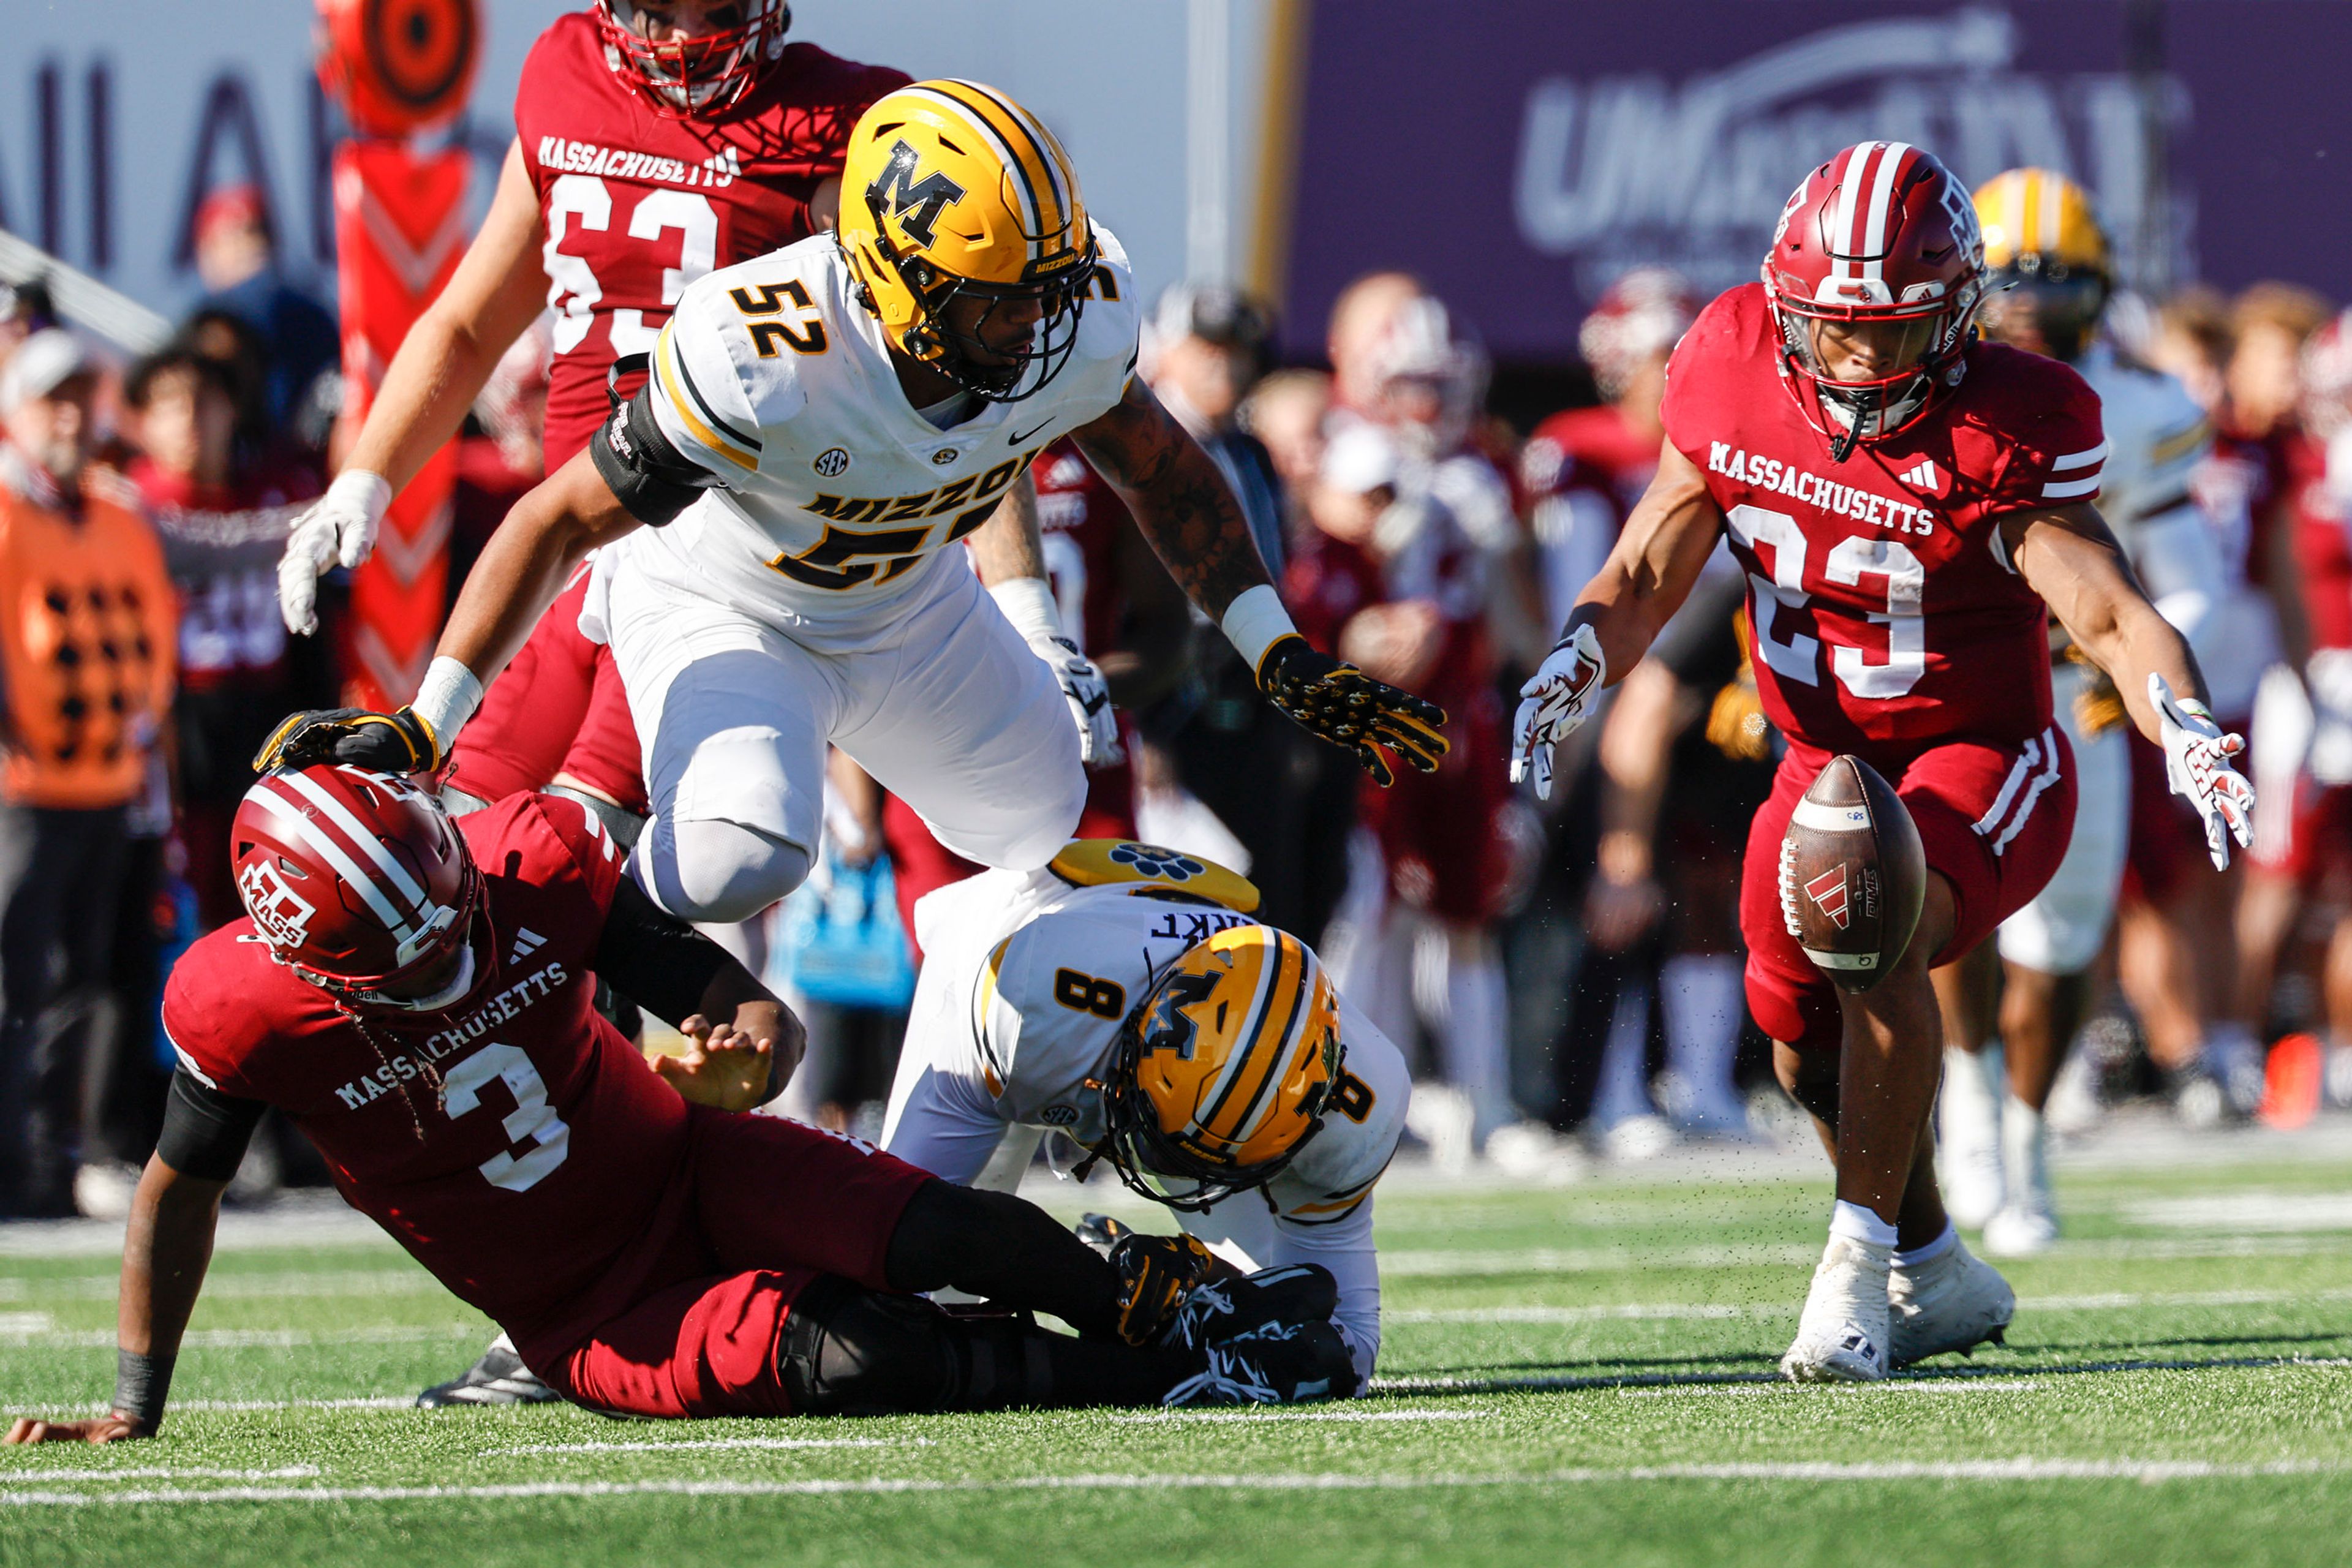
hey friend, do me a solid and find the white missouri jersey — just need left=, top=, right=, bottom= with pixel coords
left=2076, top=341, right=2229, bottom=666
left=880, top=857, right=1408, bottom=1374
left=631, top=225, right=1140, bottom=646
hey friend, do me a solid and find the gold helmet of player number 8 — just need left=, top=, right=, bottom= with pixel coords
left=1972, top=168, right=2112, bottom=364
left=1098, top=925, right=1343, bottom=1213
left=839, top=80, right=1098, bottom=402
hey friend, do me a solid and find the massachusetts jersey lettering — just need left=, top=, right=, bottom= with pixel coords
left=614, top=225, right=1140, bottom=646
left=1661, top=283, right=2106, bottom=756
left=514, top=13, right=909, bottom=465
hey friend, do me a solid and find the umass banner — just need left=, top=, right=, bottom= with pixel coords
left=1275, top=2, right=2352, bottom=362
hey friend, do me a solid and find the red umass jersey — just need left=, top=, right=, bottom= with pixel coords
left=162, top=794, right=696, bottom=1358
left=516, top=13, right=908, bottom=465
left=1659, top=284, right=2106, bottom=758
left=2284, top=432, right=2352, bottom=650
left=1031, top=440, right=1128, bottom=658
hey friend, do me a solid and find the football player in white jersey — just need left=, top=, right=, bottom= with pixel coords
left=880, top=839, right=1408, bottom=1383
left=1935, top=169, right=2228, bottom=1254
left=257, top=80, right=1445, bottom=935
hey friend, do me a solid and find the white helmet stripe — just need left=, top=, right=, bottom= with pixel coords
left=279, top=768, right=429, bottom=907
left=2040, top=168, right=2063, bottom=254
left=1828, top=145, right=1871, bottom=284
left=247, top=782, right=415, bottom=941
left=1859, top=142, right=1912, bottom=284
left=897, top=86, right=1041, bottom=252
left=1229, top=949, right=1314, bottom=1147
left=2006, top=170, right=2029, bottom=258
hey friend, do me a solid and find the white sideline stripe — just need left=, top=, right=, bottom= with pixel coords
left=1394, top=1288, right=2352, bottom=1325
left=492, top=1439, right=908, bottom=1455
left=4, top=1460, right=2344, bottom=1507
left=0, top=1270, right=440, bottom=1302
left=0, top=1325, right=480, bottom=1349
left=1114, top=1410, right=1486, bottom=1423
left=1619, top=1379, right=2042, bottom=1398
left=0, top=1467, right=319, bottom=1483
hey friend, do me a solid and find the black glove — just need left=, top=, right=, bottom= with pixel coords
left=1257, top=634, right=1449, bottom=787
left=1108, top=1231, right=1215, bottom=1346
left=252, top=706, right=443, bottom=776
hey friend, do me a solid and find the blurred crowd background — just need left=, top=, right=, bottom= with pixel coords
left=4, top=0, right=2351, bottom=1219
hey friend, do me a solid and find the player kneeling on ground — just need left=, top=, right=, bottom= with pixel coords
left=1511, top=141, right=2255, bottom=1382
left=3, top=767, right=1354, bottom=1443
left=881, top=840, right=1409, bottom=1384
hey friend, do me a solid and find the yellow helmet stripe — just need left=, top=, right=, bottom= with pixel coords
left=1202, top=937, right=1310, bottom=1145
left=924, top=79, right=1073, bottom=262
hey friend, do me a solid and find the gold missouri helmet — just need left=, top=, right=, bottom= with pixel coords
left=1972, top=168, right=2111, bottom=361
left=1096, top=925, right=1342, bottom=1212
left=838, top=78, right=1098, bottom=401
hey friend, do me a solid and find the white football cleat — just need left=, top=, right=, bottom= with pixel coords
left=1888, top=1236, right=2015, bottom=1366
left=1937, top=1046, right=2005, bottom=1228
left=1780, top=1235, right=1893, bottom=1383
left=1981, top=1203, right=2059, bottom=1257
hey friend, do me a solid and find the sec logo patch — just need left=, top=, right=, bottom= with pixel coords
left=1039, top=1104, right=1079, bottom=1127
left=932, top=447, right=961, bottom=466
left=812, top=447, right=851, bottom=477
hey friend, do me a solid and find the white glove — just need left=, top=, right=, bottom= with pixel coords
left=2149, top=673, right=2257, bottom=870
left=278, top=469, right=391, bottom=635
left=1509, top=623, right=1606, bottom=800
left=990, top=578, right=1122, bottom=767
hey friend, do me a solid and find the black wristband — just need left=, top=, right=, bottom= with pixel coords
left=113, top=1347, right=175, bottom=1432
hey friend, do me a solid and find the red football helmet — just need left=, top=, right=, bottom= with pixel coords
left=1763, top=141, right=1986, bottom=460
left=233, top=764, right=484, bottom=1011
left=1579, top=268, right=1698, bottom=401
left=595, top=0, right=791, bottom=119
left=2301, top=309, right=2352, bottom=442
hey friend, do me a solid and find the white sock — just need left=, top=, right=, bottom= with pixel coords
left=2002, top=1094, right=2048, bottom=1210
left=1830, top=1199, right=1899, bottom=1250
left=1438, top=940, right=1515, bottom=1140
left=1660, top=954, right=1744, bottom=1109
left=1892, top=1219, right=1958, bottom=1267
left=1591, top=986, right=1655, bottom=1128
left=1941, top=1043, right=2004, bottom=1125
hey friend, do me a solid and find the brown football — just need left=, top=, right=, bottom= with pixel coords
left=1777, top=754, right=1926, bottom=993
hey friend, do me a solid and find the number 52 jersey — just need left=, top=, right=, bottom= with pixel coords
left=1660, top=282, right=2108, bottom=758
left=617, top=226, right=1142, bottom=649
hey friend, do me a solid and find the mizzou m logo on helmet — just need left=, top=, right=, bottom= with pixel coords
left=869, top=140, right=967, bottom=251
left=1137, top=968, right=1221, bottom=1062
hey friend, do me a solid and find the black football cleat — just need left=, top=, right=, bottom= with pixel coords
left=416, top=1336, right=561, bottom=1408
left=1157, top=1263, right=1340, bottom=1354
left=1162, top=1318, right=1360, bottom=1408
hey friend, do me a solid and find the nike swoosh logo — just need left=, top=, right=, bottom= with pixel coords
left=1008, top=419, right=1055, bottom=445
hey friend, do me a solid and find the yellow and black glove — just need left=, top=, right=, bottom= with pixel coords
left=1109, top=1231, right=1216, bottom=1346
left=1257, top=634, right=1449, bottom=788
left=252, top=706, right=443, bottom=776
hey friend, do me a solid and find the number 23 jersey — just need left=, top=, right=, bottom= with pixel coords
left=619, top=227, right=1141, bottom=646
left=1660, top=282, right=2107, bottom=756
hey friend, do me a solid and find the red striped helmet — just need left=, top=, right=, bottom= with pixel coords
left=1763, top=141, right=1986, bottom=458
left=595, top=1, right=791, bottom=120
left=233, top=764, right=483, bottom=1009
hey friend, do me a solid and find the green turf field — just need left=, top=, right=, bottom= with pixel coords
left=6, top=1126, right=2352, bottom=1567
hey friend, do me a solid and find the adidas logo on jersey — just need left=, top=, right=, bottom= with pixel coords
left=1900, top=458, right=1942, bottom=491
left=510, top=928, right=548, bottom=965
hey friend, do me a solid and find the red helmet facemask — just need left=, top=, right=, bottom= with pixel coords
left=233, top=765, right=486, bottom=1014
left=595, top=0, right=791, bottom=120
left=1763, top=142, right=1986, bottom=462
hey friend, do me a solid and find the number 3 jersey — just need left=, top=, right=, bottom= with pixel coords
left=161, top=794, right=697, bottom=1358
left=1660, top=282, right=2108, bottom=757
left=514, top=12, right=910, bottom=466
left=611, top=227, right=1142, bottom=649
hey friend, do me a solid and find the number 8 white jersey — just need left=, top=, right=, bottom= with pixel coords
left=623, top=226, right=1140, bottom=648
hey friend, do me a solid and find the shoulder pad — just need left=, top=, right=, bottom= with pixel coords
left=1047, top=839, right=1259, bottom=913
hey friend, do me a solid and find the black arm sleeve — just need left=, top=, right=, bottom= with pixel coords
left=594, top=874, right=737, bottom=1027
left=1649, top=568, right=1750, bottom=694
left=154, top=1071, right=267, bottom=1183
left=588, top=358, right=724, bottom=528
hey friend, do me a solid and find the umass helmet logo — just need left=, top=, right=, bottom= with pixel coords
left=240, top=859, right=317, bottom=949
left=869, top=140, right=967, bottom=250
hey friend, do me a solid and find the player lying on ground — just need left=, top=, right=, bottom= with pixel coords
left=1510, top=141, right=2256, bottom=1382
left=881, top=839, right=1410, bottom=1384
left=257, top=79, right=1444, bottom=943
left=2, top=766, right=1356, bottom=1442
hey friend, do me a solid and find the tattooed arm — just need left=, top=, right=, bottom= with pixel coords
left=964, top=473, right=1122, bottom=765
left=1069, top=379, right=1272, bottom=620
left=1072, top=379, right=1447, bottom=785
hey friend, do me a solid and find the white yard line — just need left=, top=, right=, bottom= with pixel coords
left=492, top=1439, right=908, bottom=1455
left=0, top=1467, right=319, bottom=1483
left=0, top=1271, right=439, bottom=1303
left=2, top=1458, right=2346, bottom=1507
left=1617, top=1379, right=2044, bottom=1398
left=0, top=1325, right=479, bottom=1349
left=1393, top=1288, right=2352, bottom=1325
left=1114, top=1409, right=1487, bottom=1423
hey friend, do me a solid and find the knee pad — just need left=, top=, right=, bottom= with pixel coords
left=777, top=1276, right=1047, bottom=1417
left=632, top=816, right=810, bottom=924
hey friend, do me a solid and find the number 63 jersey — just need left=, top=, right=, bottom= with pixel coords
left=1660, top=283, right=2108, bottom=757
left=616, top=227, right=1141, bottom=649
left=160, top=794, right=699, bottom=1360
